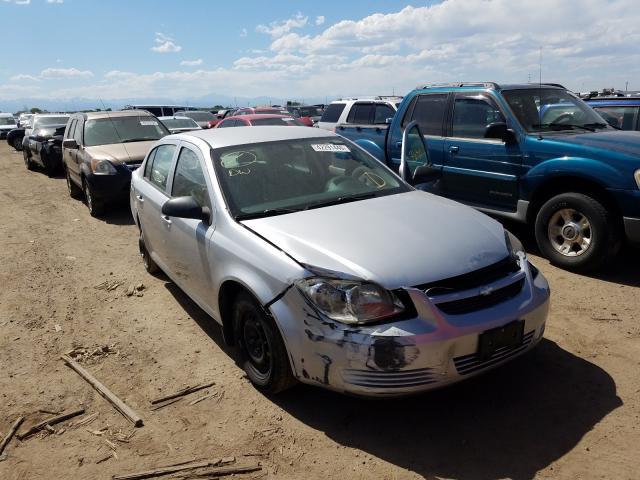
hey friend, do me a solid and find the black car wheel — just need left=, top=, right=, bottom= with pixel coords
left=42, top=151, right=56, bottom=177
left=83, top=179, right=104, bottom=217
left=138, top=228, right=160, bottom=274
left=233, top=292, right=296, bottom=394
left=12, top=136, right=23, bottom=151
left=534, top=192, right=619, bottom=272
left=23, top=149, right=34, bottom=171
left=65, top=168, right=83, bottom=199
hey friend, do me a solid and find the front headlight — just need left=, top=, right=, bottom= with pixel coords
left=505, top=230, right=525, bottom=260
left=634, top=169, right=640, bottom=190
left=296, top=277, right=405, bottom=325
left=91, top=159, right=117, bottom=175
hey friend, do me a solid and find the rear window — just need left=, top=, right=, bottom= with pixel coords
left=320, top=103, right=346, bottom=123
left=402, top=94, right=448, bottom=136
left=252, top=117, right=304, bottom=126
left=346, top=103, right=374, bottom=124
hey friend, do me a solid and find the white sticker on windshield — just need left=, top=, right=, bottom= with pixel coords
left=140, top=120, right=158, bottom=126
left=311, top=143, right=350, bottom=153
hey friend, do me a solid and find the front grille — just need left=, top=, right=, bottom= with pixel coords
left=454, top=330, right=534, bottom=375
left=342, top=367, right=437, bottom=389
left=415, top=256, right=520, bottom=294
left=436, top=278, right=525, bottom=315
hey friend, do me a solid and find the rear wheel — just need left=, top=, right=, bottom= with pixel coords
left=233, top=292, right=296, bottom=394
left=83, top=179, right=104, bottom=217
left=534, top=192, right=619, bottom=271
left=23, top=149, right=34, bottom=171
left=138, top=228, right=160, bottom=274
left=12, top=136, right=23, bottom=151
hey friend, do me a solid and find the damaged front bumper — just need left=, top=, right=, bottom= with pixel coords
left=269, top=259, right=550, bottom=397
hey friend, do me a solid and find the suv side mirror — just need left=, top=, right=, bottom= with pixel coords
left=162, top=196, right=211, bottom=224
left=400, top=121, right=441, bottom=186
left=63, top=138, right=79, bottom=149
left=485, top=122, right=517, bottom=143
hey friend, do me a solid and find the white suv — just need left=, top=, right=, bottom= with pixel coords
left=316, top=96, right=402, bottom=131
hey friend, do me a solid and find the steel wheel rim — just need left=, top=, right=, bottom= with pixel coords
left=242, top=312, right=271, bottom=376
left=547, top=208, right=592, bottom=257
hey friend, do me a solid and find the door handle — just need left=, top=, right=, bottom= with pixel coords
left=136, top=194, right=144, bottom=203
left=449, top=146, right=460, bottom=153
left=161, top=215, right=172, bottom=226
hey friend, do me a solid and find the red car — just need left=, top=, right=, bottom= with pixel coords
left=215, top=114, right=307, bottom=128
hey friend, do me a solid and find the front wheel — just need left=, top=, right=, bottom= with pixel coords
left=12, top=136, right=23, bottom=151
left=23, top=150, right=34, bottom=171
left=83, top=179, right=104, bottom=217
left=233, top=292, right=296, bottom=394
left=138, top=228, right=160, bottom=274
left=534, top=192, right=619, bottom=272
left=66, top=167, right=83, bottom=199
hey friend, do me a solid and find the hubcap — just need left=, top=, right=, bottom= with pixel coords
left=243, top=314, right=271, bottom=375
left=548, top=208, right=592, bottom=256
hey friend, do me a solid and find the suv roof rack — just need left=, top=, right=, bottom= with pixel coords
left=336, top=95, right=403, bottom=102
left=415, top=82, right=500, bottom=90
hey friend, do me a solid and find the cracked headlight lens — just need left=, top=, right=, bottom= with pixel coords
left=296, top=277, right=405, bottom=325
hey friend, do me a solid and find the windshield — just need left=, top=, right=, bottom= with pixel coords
left=162, top=117, right=199, bottom=129
left=0, top=117, right=16, bottom=126
left=34, top=116, right=68, bottom=128
left=212, top=137, right=410, bottom=219
left=503, top=88, right=608, bottom=133
left=183, top=111, right=214, bottom=121
left=298, top=107, right=323, bottom=117
left=84, top=116, right=169, bottom=146
left=251, top=117, right=304, bottom=126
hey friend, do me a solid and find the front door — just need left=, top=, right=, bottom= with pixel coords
left=164, top=142, right=216, bottom=310
left=442, top=92, right=523, bottom=210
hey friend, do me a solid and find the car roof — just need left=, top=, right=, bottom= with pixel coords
left=173, top=125, right=336, bottom=149
left=79, top=110, right=155, bottom=120
left=225, top=114, right=294, bottom=121
left=158, top=115, right=196, bottom=120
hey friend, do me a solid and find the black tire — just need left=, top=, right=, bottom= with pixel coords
left=12, top=136, right=23, bottom=151
left=233, top=292, right=296, bottom=394
left=534, top=192, right=619, bottom=272
left=83, top=178, right=105, bottom=217
left=23, top=149, right=34, bottom=171
left=65, top=167, right=83, bottom=199
left=42, top=151, right=55, bottom=178
left=138, top=228, right=160, bottom=274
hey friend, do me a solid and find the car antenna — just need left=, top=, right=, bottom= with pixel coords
left=99, top=97, right=132, bottom=162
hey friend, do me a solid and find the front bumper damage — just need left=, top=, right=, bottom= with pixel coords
left=269, top=258, right=550, bottom=397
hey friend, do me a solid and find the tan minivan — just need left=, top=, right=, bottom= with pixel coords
left=62, top=110, right=170, bottom=216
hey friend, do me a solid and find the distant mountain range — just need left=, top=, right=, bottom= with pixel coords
left=0, top=94, right=331, bottom=113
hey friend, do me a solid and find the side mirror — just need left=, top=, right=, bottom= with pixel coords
left=485, top=122, right=517, bottom=143
left=162, top=196, right=211, bottom=224
left=63, top=138, right=79, bottom=149
left=400, top=121, right=441, bottom=185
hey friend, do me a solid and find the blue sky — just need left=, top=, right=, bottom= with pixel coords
left=1, top=0, right=638, bottom=110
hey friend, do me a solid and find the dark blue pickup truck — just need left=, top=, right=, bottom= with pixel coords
left=339, top=82, right=640, bottom=271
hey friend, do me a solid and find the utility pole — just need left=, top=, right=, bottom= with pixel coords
left=625, top=81, right=629, bottom=92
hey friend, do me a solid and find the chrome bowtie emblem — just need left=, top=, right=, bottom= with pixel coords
left=479, top=286, right=494, bottom=296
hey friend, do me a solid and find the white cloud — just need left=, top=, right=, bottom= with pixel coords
left=180, top=58, right=203, bottom=67
left=315, top=15, right=325, bottom=26
left=46, top=0, right=63, bottom=3
left=151, top=32, right=182, bottom=53
left=2, top=0, right=31, bottom=4
left=10, top=74, right=40, bottom=82
left=40, top=67, right=93, bottom=78
left=240, top=28, right=248, bottom=37
left=257, top=12, right=308, bottom=38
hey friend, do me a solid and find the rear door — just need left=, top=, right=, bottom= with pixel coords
left=164, top=142, right=216, bottom=309
left=442, top=92, right=522, bottom=209
left=134, top=142, right=178, bottom=270
left=387, top=93, right=448, bottom=173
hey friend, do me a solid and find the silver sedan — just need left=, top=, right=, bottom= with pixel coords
left=130, top=126, right=550, bottom=396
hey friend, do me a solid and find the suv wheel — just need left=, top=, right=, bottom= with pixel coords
left=138, top=228, right=160, bottom=274
left=534, top=192, right=619, bottom=271
left=12, top=136, right=23, bottom=151
left=83, top=179, right=104, bottom=217
left=66, top=168, right=83, bottom=199
left=23, top=150, right=34, bottom=171
left=233, top=292, right=296, bottom=394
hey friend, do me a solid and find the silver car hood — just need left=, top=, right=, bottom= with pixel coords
left=84, top=141, right=156, bottom=164
left=242, top=191, right=509, bottom=289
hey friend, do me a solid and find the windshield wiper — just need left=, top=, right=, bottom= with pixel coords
left=304, top=192, right=377, bottom=210
left=583, top=122, right=613, bottom=130
left=533, top=123, right=595, bottom=132
left=122, top=138, right=155, bottom=143
left=235, top=208, right=302, bottom=220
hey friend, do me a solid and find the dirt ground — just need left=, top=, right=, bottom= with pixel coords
left=0, top=142, right=639, bottom=480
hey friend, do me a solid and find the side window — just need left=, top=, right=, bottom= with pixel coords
left=144, top=147, right=158, bottom=179
left=236, top=120, right=249, bottom=127
left=66, top=119, right=77, bottom=139
left=320, top=103, right=346, bottom=123
left=147, top=144, right=176, bottom=191
left=451, top=95, right=506, bottom=138
left=593, top=106, right=639, bottom=130
left=218, top=120, right=234, bottom=128
left=73, top=120, right=83, bottom=144
left=407, top=94, right=448, bottom=136
left=346, top=103, right=374, bottom=124
left=374, top=104, right=395, bottom=124
left=172, top=147, right=209, bottom=207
